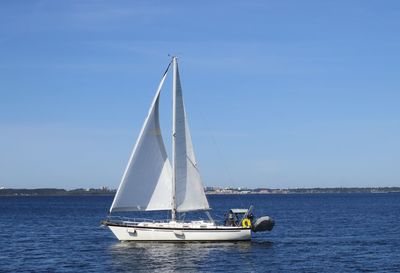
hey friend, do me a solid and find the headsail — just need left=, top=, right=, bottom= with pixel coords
left=172, top=58, right=210, bottom=212
left=110, top=66, right=172, bottom=212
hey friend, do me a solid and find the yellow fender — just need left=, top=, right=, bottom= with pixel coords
left=242, top=218, right=251, bottom=228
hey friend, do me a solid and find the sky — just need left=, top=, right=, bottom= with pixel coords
left=1, top=0, right=399, bottom=189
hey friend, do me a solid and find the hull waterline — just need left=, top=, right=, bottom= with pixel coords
left=104, top=222, right=252, bottom=242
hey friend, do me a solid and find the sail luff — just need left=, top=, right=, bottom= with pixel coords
left=110, top=64, right=171, bottom=213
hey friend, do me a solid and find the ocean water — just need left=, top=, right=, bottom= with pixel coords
left=0, top=193, right=399, bottom=272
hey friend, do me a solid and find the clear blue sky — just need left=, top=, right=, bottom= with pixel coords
left=1, top=1, right=399, bottom=189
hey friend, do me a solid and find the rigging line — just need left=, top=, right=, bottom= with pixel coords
left=186, top=87, right=236, bottom=188
left=194, top=103, right=236, bottom=188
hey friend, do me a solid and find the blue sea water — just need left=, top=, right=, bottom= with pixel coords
left=0, top=193, right=399, bottom=272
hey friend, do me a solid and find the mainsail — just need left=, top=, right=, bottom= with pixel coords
left=110, top=68, right=172, bottom=212
left=172, top=59, right=210, bottom=212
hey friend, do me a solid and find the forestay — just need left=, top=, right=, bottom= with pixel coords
left=110, top=68, right=172, bottom=212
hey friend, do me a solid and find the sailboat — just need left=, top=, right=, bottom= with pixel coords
left=102, top=57, right=274, bottom=241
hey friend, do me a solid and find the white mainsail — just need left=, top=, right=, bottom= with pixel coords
left=172, top=59, right=210, bottom=212
left=110, top=69, right=172, bottom=212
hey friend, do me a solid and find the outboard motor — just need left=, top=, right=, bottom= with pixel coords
left=225, top=206, right=275, bottom=232
left=251, top=216, right=275, bottom=232
left=244, top=205, right=275, bottom=232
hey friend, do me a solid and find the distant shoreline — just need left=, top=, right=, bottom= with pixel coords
left=0, top=188, right=115, bottom=197
left=0, top=187, right=399, bottom=196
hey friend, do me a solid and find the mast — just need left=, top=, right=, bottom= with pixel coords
left=171, top=56, right=178, bottom=221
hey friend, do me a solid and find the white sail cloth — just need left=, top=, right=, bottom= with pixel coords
left=110, top=72, right=172, bottom=212
left=173, top=61, right=210, bottom=212
left=110, top=59, right=210, bottom=214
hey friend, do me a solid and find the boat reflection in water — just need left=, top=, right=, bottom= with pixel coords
left=108, top=241, right=273, bottom=272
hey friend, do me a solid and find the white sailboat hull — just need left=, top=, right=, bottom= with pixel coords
left=105, top=221, right=251, bottom=241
